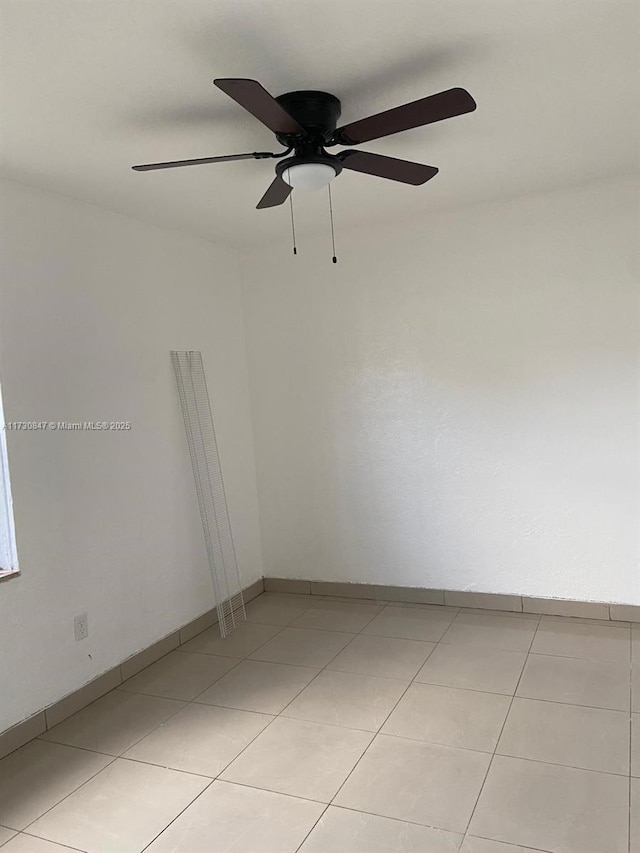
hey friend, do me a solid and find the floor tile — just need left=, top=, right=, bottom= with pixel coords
left=146, top=780, right=323, bottom=853
left=41, top=690, right=184, bottom=755
left=382, top=683, right=510, bottom=752
left=469, top=755, right=629, bottom=853
left=327, top=634, right=435, bottom=680
left=531, top=620, right=631, bottom=662
left=196, top=659, right=319, bottom=714
left=517, top=653, right=630, bottom=710
left=120, top=650, right=239, bottom=700
left=0, top=740, right=111, bottom=830
left=0, top=828, right=16, bottom=847
left=497, top=697, right=630, bottom=775
left=151, top=781, right=324, bottom=853
left=180, top=622, right=281, bottom=658
left=415, top=644, right=527, bottom=695
left=2, top=837, right=79, bottom=853
left=245, top=594, right=313, bottom=626
left=221, top=716, right=372, bottom=802
left=440, top=613, right=537, bottom=652
left=632, top=778, right=640, bottom=853
left=334, top=734, right=490, bottom=832
left=291, top=601, right=381, bottom=633
left=249, top=627, right=353, bottom=667
left=298, top=806, right=463, bottom=853
left=633, top=713, right=640, bottom=777
left=461, top=838, right=544, bottom=852
left=633, top=625, right=640, bottom=658
left=124, top=703, right=272, bottom=777
left=634, top=661, right=640, bottom=711
left=282, top=669, right=408, bottom=732
left=362, top=606, right=455, bottom=642
left=28, top=758, right=208, bottom=853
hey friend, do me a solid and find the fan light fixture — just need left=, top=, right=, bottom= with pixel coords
left=133, top=78, right=477, bottom=217
left=282, top=162, right=337, bottom=191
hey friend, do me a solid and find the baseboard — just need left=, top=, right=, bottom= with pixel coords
left=264, top=577, right=640, bottom=622
left=0, top=577, right=264, bottom=759
left=3, top=575, right=637, bottom=759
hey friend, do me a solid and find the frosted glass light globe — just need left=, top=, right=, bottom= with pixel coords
left=282, top=162, right=336, bottom=191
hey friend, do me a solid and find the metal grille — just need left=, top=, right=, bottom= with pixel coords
left=171, top=351, right=245, bottom=637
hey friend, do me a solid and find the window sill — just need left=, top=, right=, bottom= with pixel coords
left=0, top=568, right=20, bottom=583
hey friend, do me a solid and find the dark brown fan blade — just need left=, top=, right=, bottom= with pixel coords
left=214, top=78, right=305, bottom=135
left=132, top=152, right=277, bottom=171
left=256, top=175, right=292, bottom=209
left=334, top=87, right=476, bottom=145
left=338, top=150, right=438, bottom=185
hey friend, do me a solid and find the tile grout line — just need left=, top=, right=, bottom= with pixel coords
left=273, top=599, right=389, bottom=724
left=23, top=612, right=306, bottom=847
left=7, top=596, right=636, bottom=850
left=460, top=612, right=542, bottom=845
left=25, top=693, right=224, bottom=846
left=17, top=752, right=120, bottom=837
left=41, top=664, right=239, bottom=758
left=22, top=596, right=361, bottom=846
left=28, top=601, right=632, bottom=849
left=114, top=596, right=635, bottom=846
left=218, top=599, right=392, bottom=853
left=17, top=832, right=87, bottom=852
left=280, top=601, right=539, bottom=762
left=464, top=834, right=553, bottom=853
left=32, top=695, right=635, bottom=783
left=139, top=778, right=217, bottom=853
left=136, top=605, right=338, bottom=853
left=2, top=597, right=620, bottom=741
left=139, top=601, right=368, bottom=853
left=299, top=607, right=447, bottom=832
left=141, top=597, right=386, bottom=848
left=298, top=800, right=557, bottom=853
left=291, top=600, right=444, bottom=852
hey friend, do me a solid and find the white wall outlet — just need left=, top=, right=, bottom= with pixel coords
left=74, top=612, right=89, bottom=641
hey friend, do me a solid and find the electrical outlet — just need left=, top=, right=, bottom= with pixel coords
left=74, top=612, right=89, bottom=641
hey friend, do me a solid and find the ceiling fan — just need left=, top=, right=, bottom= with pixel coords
left=132, top=78, right=476, bottom=209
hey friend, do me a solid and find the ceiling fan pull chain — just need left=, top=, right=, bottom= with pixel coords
left=289, top=192, right=298, bottom=255
left=328, top=184, right=337, bottom=264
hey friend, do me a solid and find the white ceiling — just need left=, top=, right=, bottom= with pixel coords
left=1, top=0, right=638, bottom=247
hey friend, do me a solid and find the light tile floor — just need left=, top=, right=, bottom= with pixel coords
left=0, top=593, right=638, bottom=853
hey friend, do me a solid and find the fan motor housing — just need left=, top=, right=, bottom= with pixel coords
left=275, top=149, right=343, bottom=182
left=275, top=91, right=342, bottom=143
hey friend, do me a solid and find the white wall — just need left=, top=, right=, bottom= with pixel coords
left=0, top=181, right=262, bottom=730
left=1, top=176, right=637, bottom=730
left=241, top=177, right=639, bottom=605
